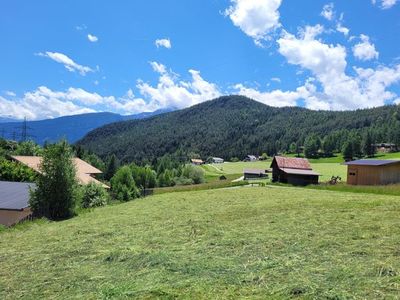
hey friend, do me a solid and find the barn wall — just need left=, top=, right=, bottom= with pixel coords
left=347, top=165, right=400, bottom=185
left=0, top=208, right=32, bottom=227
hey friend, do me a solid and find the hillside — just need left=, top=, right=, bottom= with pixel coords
left=78, top=95, right=400, bottom=163
left=1, top=187, right=400, bottom=298
left=0, top=109, right=170, bottom=145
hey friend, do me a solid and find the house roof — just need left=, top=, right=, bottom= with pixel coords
left=244, top=169, right=266, bottom=175
left=343, top=159, right=400, bottom=166
left=247, top=155, right=257, bottom=159
left=11, top=156, right=109, bottom=188
left=271, top=156, right=312, bottom=170
left=280, top=168, right=320, bottom=176
left=191, top=159, right=204, bottom=163
left=212, top=157, right=224, bottom=161
left=0, top=181, right=36, bottom=211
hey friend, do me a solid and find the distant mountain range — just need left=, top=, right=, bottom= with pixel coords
left=77, top=95, right=400, bottom=164
left=0, top=109, right=171, bottom=144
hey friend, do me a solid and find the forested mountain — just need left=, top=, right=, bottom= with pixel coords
left=0, top=109, right=170, bottom=145
left=77, top=96, right=400, bottom=164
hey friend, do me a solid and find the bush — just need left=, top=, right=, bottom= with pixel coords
left=80, top=182, right=110, bottom=208
left=174, top=176, right=193, bottom=186
left=182, top=165, right=205, bottom=184
left=110, top=166, right=140, bottom=201
left=0, top=159, right=37, bottom=182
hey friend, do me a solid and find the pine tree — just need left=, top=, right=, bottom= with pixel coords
left=105, top=154, right=119, bottom=181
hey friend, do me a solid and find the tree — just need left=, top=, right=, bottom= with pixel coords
left=322, top=134, right=336, bottom=157
left=110, top=166, right=139, bottom=201
left=29, top=141, right=79, bottom=220
left=14, top=140, right=43, bottom=156
left=304, top=135, right=320, bottom=158
left=362, top=131, right=375, bottom=157
left=130, top=165, right=157, bottom=194
left=182, top=165, right=205, bottom=184
left=104, top=154, right=119, bottom=181
left=342, top=141, right=354, bottom=161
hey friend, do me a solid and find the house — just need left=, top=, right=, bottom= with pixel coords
left=244, top=155, right=258, bottom=162
left=244, top=169, right=268, bottom=180
left=191, top=158, right=204, bottom=165
left=11, top=156, right=109, bottom=188
left=270, top=156, right=320, bottom=186
left=343, top=159, right=400, bottom=185
left=373, top=143, right=398, bottom=153
left=0, top=181, right=36, bottom=226
left=212, top=157, right=224, bottom=164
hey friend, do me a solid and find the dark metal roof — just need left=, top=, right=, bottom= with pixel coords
left=281, top=168, right=320, bottom=176
left=0, top=181, right=36, bottom=211
left=343, top=160, right=400, bottom=166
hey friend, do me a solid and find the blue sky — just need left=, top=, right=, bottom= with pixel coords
left=1, top=0, right=400, bottom=120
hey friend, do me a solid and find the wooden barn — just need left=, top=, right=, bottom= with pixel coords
left=270, top=156, right=320, bottom=186
left=243, top=169, right=267, bottom=180
left=344, top=159, right=400, bottom=185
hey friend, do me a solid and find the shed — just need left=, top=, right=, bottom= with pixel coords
left=343, top=159, right=400, bottom=185
left=212, top=157, right=224, bottom=164
left=0, top=181, right=36, bottom=227
left=270, top=156, right=320, bottom=186
left=244, top=169, right=268, bottom=180
left=11, top=156, right=109, bottom=188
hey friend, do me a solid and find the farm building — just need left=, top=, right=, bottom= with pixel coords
left=0, top=181, right=36, bottom=227
left=244, top=155, right=258, bottom=162
left=11, top=156, right=109, bottom=188
left=212, top=157, right=224, bottom=164
left=270, top=156, right=320, bottom=186
left=243, top=169, right=267, bottom=180
left=373, top=143, right=398, bottom=153
left=344, top=159, right=400, bottom=185
left=191, top=158, right=204, bottom=165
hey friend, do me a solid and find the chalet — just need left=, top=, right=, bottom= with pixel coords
left=373, top=143, right=398, bottom=153
left=344, top=159, right=400, bottom=185
left=11, top=156, right=109, bottom=188
left=212, top=157, right=224, bottom=164
left=0, top=181, right=36, bottom=226
left=270, top=156, right=320, bottom=186
left=244, top=169, right=267, bottom=180
left=191, top=158, right=204, bottom=165
left=244, top=155, right=258, bottom=162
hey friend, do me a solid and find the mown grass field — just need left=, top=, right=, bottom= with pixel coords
left=207, top=161, right=347, bottom=182
left=1, top=187, right=400, bottom=299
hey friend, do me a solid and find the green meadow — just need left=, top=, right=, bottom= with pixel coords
left=1, top=187, right=400, bottom=299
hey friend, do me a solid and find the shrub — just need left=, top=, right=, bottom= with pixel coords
left=80, top=182, right=110, bottom=208
left=110, top=166, right=140, bottom=201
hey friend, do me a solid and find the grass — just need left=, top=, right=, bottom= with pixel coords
left=1, top=187, right=400, bottom=299
left=307, top=182, right=400, bottom=197
left=205, top=161, right=347, bottom=182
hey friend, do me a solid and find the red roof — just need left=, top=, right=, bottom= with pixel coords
left=271, top=156, right=312, bottom=170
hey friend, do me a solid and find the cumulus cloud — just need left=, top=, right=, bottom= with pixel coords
left=336, top=23, right=350, bottom=36
left=321, top=3, right=335, bottom=21
left=277, top=25, right=400, bottom=110
left=37, top=52, right=94, bottom=75
left=155, top=38, right=172, bottom=49
left=372, top=0, right=398, bottom=9
left=4, top=91, right=16, bottom=97
left=352, top=34, right=379, bottom=61
left=225, top=0, right=282, bottom=44
left=87, top=34, right=98, bottom=42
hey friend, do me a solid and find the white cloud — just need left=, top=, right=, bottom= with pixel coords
left=372, top=0, right=398, bottom=9
left=271, top=77, right=281, bottom=83
left=352, top=34, right=379, bottom=61
left=150, top=61, right=167, bottom=74
left=225, top=0, right=282, bottom=44
left=37, top=52, right=94, bottom=75
left=277, top=26, right=400, bottom=110
left=0, top=87, right=99, bottom=120
left=155, top=38, right=172, bottom=49
left=336, top=24, right=350, bottom=36
left=4, top=91, right=16, bottom=97
left=321, top=3, right=335, bottom=21
left=87, top=34, right=98, bottom=42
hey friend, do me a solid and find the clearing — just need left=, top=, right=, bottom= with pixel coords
left=1, top=187, right=400, bottom=299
